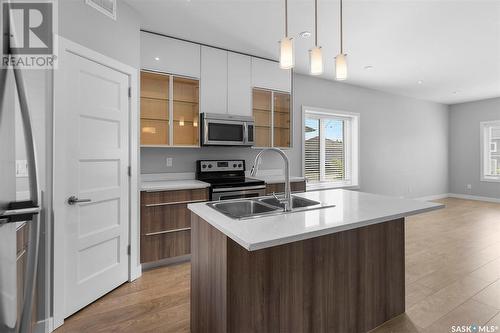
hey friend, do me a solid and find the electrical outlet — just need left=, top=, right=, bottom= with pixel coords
left=166, top=157, right=173, bottom=167
left=466, top=184, right=472, bottom=190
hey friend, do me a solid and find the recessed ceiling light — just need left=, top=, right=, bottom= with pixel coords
left=417, top=80, right=423, bottom=85
left=299, top=31, right=311, bottom=38
left=364, top=65, right=374, bottom=70
left=154, top=57, right=160, bottom=61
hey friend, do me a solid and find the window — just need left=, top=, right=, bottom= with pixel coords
left=481, top=121, right=500, bottom=182
left=303, top=108, right=359, bottom=188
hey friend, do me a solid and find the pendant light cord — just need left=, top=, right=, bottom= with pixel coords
left=314, top=0, right=318, bottom=46
left=340, top=0, right=343, bottom=53
left=285, top=0, right=288, bottom=37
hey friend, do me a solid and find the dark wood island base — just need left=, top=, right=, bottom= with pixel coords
left=191, top=213, right=405, bottom=333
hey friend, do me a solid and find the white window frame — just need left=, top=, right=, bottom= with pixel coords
left=480, top=120, right=500, bottom=182
left=302, top=106, right=360, bottom=190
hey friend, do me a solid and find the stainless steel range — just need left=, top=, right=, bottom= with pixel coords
left=196, top=160, right=266, bottom=201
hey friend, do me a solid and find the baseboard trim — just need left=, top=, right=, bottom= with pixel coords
left=415, top=193, right=450, bottom=201
left=141, top=254, right=191, bottom=271
left=448, top=193, right=500, bottom=203
left=130, top=264, right=142, bottom=282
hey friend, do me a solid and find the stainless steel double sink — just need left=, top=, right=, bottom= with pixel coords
left=207, top=195, right=335, bottom=220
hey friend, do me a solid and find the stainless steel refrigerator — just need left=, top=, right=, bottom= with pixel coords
left=0, top=10, right=44, bottom=333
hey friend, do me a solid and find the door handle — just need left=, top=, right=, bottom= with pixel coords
left=67, top=196, right=92, bottom=205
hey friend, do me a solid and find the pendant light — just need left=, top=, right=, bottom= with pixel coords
left=309, top=0, right=323, bottom=75
left=279, top=0, right=294, bottom=69
left=335, top=0, right=347, bottom=80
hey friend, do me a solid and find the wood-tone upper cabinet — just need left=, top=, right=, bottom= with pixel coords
left=201, top=46, right=228, bottom=114
left=251, top=57, right=292, bottom=93
left=172, top=77, right=200, bottom=146
left=252, top=88, right=291, bottom=148
left=227, top=53, right=252, bottom=117
left=141, top=32, right=201, bottom=78
left=253, top=89, right=272, bottom=147
left=141, top=71, right=170, bottom=145
left=273, top=92, right=291, bottom=148
left=140, top=71, right=200, bottom=146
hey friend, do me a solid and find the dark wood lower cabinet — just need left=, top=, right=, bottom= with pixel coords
left=16, top=223, right=31, bottom=331
left=140, top=188, right=208, bottom=263
left=191, top=214, right=405, bottom=333
left=140, top=229, right=191, bottom=263
left=266, top=180, right=306, bottom=195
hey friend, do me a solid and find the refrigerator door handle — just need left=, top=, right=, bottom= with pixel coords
left=11, top=67, right=41, bottom=333
left=13, top=67, right=41, bottom=333
left=0, top=207, right=41, bottom=225
left=0, top=208, right=41, bottom=216
left=2, top=4, right=42, bottom=332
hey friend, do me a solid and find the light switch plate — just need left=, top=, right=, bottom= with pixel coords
left=166, top=157, right=173, bottom=167
left=16, top=160, right=28, bottom=178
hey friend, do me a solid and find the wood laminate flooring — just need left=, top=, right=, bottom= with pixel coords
left=56, top=198, right=500, bottom=333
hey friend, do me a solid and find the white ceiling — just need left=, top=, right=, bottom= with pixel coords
left=125, top=0, right=500, bottom=105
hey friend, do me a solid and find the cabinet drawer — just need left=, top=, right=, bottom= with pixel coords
left=140, top=229, right=191, bottom=263
left=141, top=188, right=208, bottom=234
left=141, top=188, right=208, bottom=206
left=141, top=203, right=192, bottom=235
left=265, top=181, right=306, bottom=195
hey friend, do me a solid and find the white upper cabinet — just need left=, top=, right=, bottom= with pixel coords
left=251, top=57, right=291, bottom=93
left=141, top=32, right=201, bottom=78
left=227, top=53, right=252, bottom=116
left=201, top=46, right=228, bottom=114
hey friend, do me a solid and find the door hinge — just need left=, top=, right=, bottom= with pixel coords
left=128, top=87, right=132, bottom=98
left=127, top=245, right=131, bottom=255
left=127, top=166, right=131, bottom=177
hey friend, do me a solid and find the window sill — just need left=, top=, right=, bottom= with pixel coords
left=306, top=182, right=360, bottom=192
left=481, top=176, right=500, bottom=183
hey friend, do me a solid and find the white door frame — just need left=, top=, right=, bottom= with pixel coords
left=52, top=37, right=141, bottom=329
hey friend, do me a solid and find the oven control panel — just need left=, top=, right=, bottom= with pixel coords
left=198, top=160, right=245, bottom=172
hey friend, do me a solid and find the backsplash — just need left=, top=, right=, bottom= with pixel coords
left=140, top=146, right=301, bottom=176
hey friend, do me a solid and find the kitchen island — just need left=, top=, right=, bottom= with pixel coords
left=188, top=189, right=443, bottom=333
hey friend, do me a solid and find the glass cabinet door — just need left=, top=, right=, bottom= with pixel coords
left=273, top=92, right=291, bottom=148
left=252, top=89, right=272, bottom=147
left=140, top=71, right=169, bottom=145
left=173, top=77, right=199, bottom=146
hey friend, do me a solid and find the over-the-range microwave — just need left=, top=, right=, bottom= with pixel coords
left=200, top=113, right=254, bottom=146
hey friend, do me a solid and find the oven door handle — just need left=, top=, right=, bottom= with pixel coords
left=212, top=185, right=266, bottom=193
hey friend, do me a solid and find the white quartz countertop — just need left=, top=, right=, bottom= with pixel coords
left=140, top=170, right=305, bottom=191
left=188, top=189, right=444, bottom=251
left=141, top=179, right=210, bottom=192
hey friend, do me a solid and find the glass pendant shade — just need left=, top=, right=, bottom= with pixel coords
left=335, top=53, right=347, bottom=81
left=309, top=47, right=323, bottom=75
left=279, top=37, right=294, bottom=69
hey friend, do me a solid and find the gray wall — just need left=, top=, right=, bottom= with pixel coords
left=59, top=0, right=140, bottom=68
left=142, top=74, right=450, bottom=199
left=294, top=74, right=449, bottom=198
left=449, top=97, right=500, bottom=199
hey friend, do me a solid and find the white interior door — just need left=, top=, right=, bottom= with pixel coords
left=55, top=51, right=130, bottom=318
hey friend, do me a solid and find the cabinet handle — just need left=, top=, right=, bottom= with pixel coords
left=144, top=199, right=206, bottom=207
left=145, top=227, right=191, bottom=236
